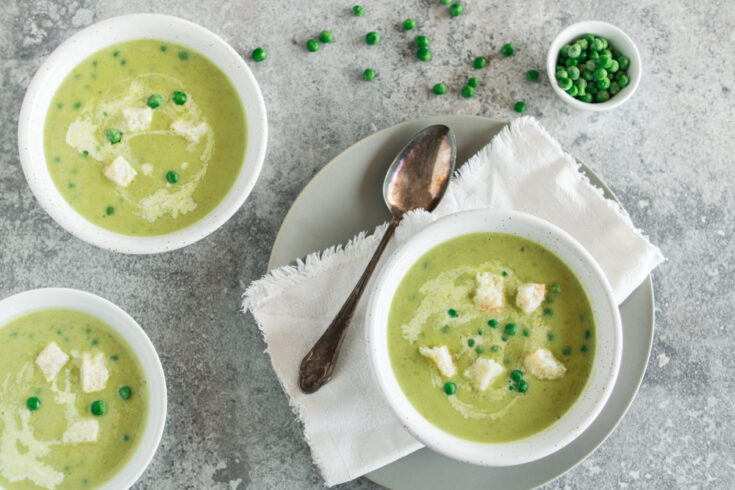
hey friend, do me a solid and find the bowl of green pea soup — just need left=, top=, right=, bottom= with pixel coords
left=547, top=21, right=641, bottom=110
left=366, top=210, right=623, bottom=466
left=18, top=14, right=267, bottom=253
left=0, top=288, right=167, bottom=489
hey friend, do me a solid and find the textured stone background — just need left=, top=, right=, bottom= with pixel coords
left=1, top=0, right=733, bottom=488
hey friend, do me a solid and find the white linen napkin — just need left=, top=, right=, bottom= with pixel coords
left=243, top=117, right=664, bottom=486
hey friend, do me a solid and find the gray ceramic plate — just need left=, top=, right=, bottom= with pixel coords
left=267, top=115, right=654, bottom=490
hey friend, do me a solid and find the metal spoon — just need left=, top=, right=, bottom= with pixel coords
left=299, top=124, right=456, bottom=394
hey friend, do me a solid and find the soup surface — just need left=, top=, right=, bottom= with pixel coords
left=388, top=232, right=595, bottom=443
left=44, top=39, right=247, bottom=236
left=0, top=309, right=148, bottom=489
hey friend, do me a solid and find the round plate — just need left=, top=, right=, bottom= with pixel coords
left=267, top=115, right=654, bottom=489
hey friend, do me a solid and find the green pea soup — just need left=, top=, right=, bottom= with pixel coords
left=44, top=39, right=247, bottom=236
left=388, top=232, right=596, bottom=443
left=0, top=309, right=149, bottom=489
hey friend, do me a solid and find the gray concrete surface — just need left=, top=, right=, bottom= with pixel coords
left=1, top=0, right=733, bottom=488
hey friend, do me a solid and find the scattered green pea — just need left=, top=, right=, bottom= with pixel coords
left=468, top=338, right=476, bottom=347
left=352, top=5, right=365, bottom=16
left=490, top=345, right=500, bottom=352
left=105, top=206, right=114, bottom=216
left=522, top=328, right=530, bottom=337
left=550, top=282, right=561, bottom=294
left=433, top=82, right=447, bottom=95
left=510, top=370, right=523, bottom=383
left=172, top=91, right=187, bottom=105
left=319, top=31, right=334, bottom=43
left=118, top=386, right=132, bottom=400
left=543, top=307, right=553, bottom=316
left=585, top=329, right=591, bottom=339
left=517, top=381, right=528, bottom=393
left=562, top=346, right=572, bottom=356
left=27, top=397, right=41, bottom=411
left=90, top=400, right=106, bottom=416
left=252, top=47, right=267, bottom=61
left=166, top=171, right=179, bottom=184
left=488, top=319, right=498, bottom=328
left=526, top=69, right=539, bottom=81
left=147, top=94, right=163, bottom=108
left=581, top=344, right=589, bottom=353
left=403, top=19, right=416, bottom=31
left=415, top=35, right=429, bottom=48
left=363, top=68, right=375, bottom=81
left=475, top=346, right=485, bottom=354
left=501, top=43, right=515, bottom=56
left=468, top=77, right=478, bottom=88
left=448, top=309, right=458, bottom=318
left=461, top=84, right=474, bottom=98
left=178, top=51, right=189, bottom=61
left=449, top=3, right=464, bottom=16
left=416, top=47, right=432, bottom=61
left=473, top=56, right=487, bottom=69
left=443, top=382, right=457, bottom=395
left=442, top=325, right=450, bottom=333
left=306, top=39, right=320, bottom=52
left=105, top=128, right=122, bottom=144
left=514, top=101, right=526, bottom=113
left=504, top=323, right=517, bottom=335
left=547, top=332, right=555, bottom=341
left=365, top=31, right=380, bottom=45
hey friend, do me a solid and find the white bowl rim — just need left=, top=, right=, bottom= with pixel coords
left=546, top=20, right=642, bottom=111
left=0, top=288, right=167, bottom=489
left=17, top=13, right=268, bottom=254
left=366, top=209, right=623, bottom=467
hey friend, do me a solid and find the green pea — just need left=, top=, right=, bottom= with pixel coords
left=490, top=345, right=500, bottom=352
left=473, top=56, right=487, bottom=69
left=599, top=54, right=613, bottom=69
left=588, top=50, right=600, bottom=62
left=617, top=73, right=629, bottom=87
left=468, top=338, right=476, bottom=347
left=593, top=68, right=607, bottom=80
left=582, top=33, right=595, bottom=44
left=543, top=307, right=553, bottom=316
left=449, top=2, right=464, bottom=16
left=90, top=400, right=106, bottom=416
left=565, top=58, right=579, bottom=67
left=514, top=101, right=526, bottom=113
left=608, top=59, right=619, bottom=73
left=147, top=94, right=163, bottom=108
left=581, top=344, right=589, bottom=353
left=522, top=328, right=530, bottom=337
left=467, top=77, right=478, bottom=88
left=166, top=171, right=179, bottom=184
left=585, top=329, right=592, bottom=339
left=581, top=71, right=594, bottom=82
left=475, top=346, right=485, bottom=354
left=461, top=84, right=474, bottom=98
left=560, top=45, right=571, bottom=58
left=587, top=84, right=598, bottom=95
left=440, top=0, right=451, bottom=3
left=488, top=319, right=498, bottom=328
left=319, top=31, right=334, bottom=43
left=584, top=60, right=597, bottom=72
left=550, top=282, right=562, bottom=294
left=477, top=329, right=484, bottom=336
left=547, top=332, right=555, bottom=341
left=415, top=35, right=429, bottom=48
left=306, top=39, right=320, bottom=52
left=567, top=43, right=582, bottom=58
left=501, top=43, right=515, bottom=56
left=618, top=56, right=630, bottom=70
left=403, top=18, right=416, bottom=31
left=600, top=37, right=609, bottom=49
left=353, top=5, right=365, bottom=16
left=416, top=47, right=432, bottom=62
left=27, top=397, right=41, bottom=411
left=555, top=68, right=568, bottom=80
left=590, top=38, right=604, bottom=52
left=178, top=50, right=189, bottom=61
left=365, top=31, right=380, bottom=45
left=251, top=47, right=267, bottom=62
left=597, top=78, right=611, bottom=90
left=567, top=66, right=580, bottom=80
left=443, top=382, right=457, bottom=395
left=448, top=309, right=458, bottom=318
left=172, top=91, right=187, bottom=105
left=442, top=325, right=450, bottom=333
left=576, top=38, right=589, bottom=50
left=105, top=206, right=115, bottom=216
left=595, top=90, right=610, bottom=102
left=504, top=323, right=517, bottom=335
left=118, top=386, right=132, bottom=400
left=105, top=128, right=122, bottom=144
left=557, top=77, right=572, bottom=90
left=517, top=381, right=528, bottom=393
left=562, top=346, right=572, bottom=356
left=363, top=68, right=375, bottom=81
left=433, top=82, right=447, bottom=95
left=567, top=85, right=578, bottom=97
left=526, top=69, right=539, bottom=82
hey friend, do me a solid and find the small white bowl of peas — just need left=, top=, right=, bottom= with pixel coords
left=547, top=21, right=641, bottom=111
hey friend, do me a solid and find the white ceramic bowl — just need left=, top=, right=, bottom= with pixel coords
left=547, top=21, right=641, bottom=111
left=18, top=14, right=268, bottom=254
left=0, top=288, right=167, bottom=489
left=366, top=210, right=623, bottom=466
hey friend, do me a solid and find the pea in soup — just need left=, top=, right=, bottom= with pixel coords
left=0, top=309, right=149, bottom=489
left=44, top=39, right=247, bottom=236
left=388, top=232, right=595, bottom=443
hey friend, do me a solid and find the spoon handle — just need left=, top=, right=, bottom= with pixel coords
left=299, top=216, right=400, bottom=394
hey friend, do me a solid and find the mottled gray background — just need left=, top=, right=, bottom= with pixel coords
left=1, top=0, right=733, bottom=488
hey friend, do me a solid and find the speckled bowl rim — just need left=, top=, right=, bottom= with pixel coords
left=0, top=288, right=167, bottom=489
left=17, top=13, right=268, bottom=254
left=547, top=21, right=642, bottom=111
left=366, top=209, right=623, bottom=467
